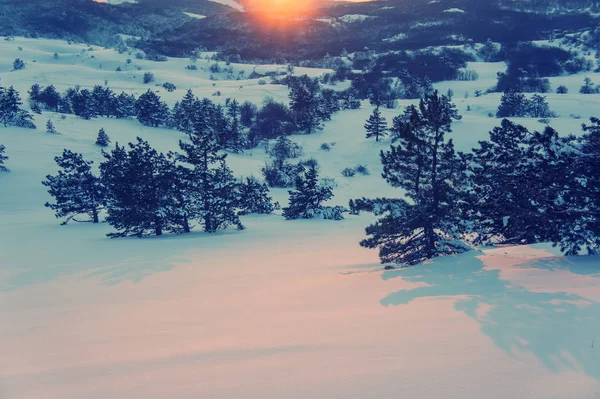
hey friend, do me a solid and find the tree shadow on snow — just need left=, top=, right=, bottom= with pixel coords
left=380, top=251, right=600, bottom=379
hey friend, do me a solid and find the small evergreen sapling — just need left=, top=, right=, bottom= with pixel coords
left=364, top=107, right=388, bottom=141
left=42, top=150, right=106, bottom=224
left=46, top=119, right=56, bottom=133
left=96, top=128, right=110, bottom=147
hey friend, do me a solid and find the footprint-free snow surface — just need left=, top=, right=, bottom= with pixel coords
left=1, top=38, right=600, bottom=399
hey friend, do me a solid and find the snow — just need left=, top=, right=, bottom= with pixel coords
left=444, top=8, right=466, bottom=13
left=207, top=0, right=245, bottom=12
left=1, top=37, right=600, bottom=399
left=183, top=12, right=207, bottom=19
left=338, top=14, right=376, bottom=23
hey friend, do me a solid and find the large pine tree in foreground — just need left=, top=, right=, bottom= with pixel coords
left=352, top=91, right=469, bottom=265
left=42, top=150, right=105, bottom=224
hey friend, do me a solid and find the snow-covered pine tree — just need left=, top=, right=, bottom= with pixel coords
left=282, top=163, right=333, bottom=220
left=177, top=128, right=244, bottom=233
left=223, top=99, right=246, bottom=152
left=352, top=91, right=469, bottom=265
left=100, top=138, right=183, bottom=237
left=469, top=119, right=539, bottom=244
left=172, top=89, right=197, bottom=134
left=553, top=117, right=600, bottom=254
left=237, top=176, right=274, bottom=215
left=496, top=90, right=528, bottom=117
left=40, top=85, right=61, bottom=112
left=72, top=89, right=98, bottom=120
left=96, top=128, right=110, bottom=147
left=364, top=106, right=388, bottom=142
left=135, top=89, right=169, bottom=127
left=0, top=144, right=9, bottom=172
left=28, top=83, right=42, bottom=110
left=288, top=75, right=323, bottom=134
left=114, top=92, right=136, bottom=118
left=46, top=119, right=56, bottom=133
left=42, top=149, right=105, bottom=224
left=0, top=86, right=24, bottom=126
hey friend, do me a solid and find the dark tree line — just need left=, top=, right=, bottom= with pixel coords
left=25, top=75, right=346, bottom=154
left=351, top=91, right=600, bottom=266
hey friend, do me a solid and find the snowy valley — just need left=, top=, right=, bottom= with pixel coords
left=1, top=11, right=600, bottom=399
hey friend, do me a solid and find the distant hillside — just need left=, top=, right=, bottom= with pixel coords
left=1, top=0, right=598, bottom=61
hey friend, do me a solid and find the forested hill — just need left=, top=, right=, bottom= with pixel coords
left=1, top=0, right=599, bottom=61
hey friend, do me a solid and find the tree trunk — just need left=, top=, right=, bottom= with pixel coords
left=183, top=215, right=190, bottom=233
left=92, top=209, right=99, bottom=224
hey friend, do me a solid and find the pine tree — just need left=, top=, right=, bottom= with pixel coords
left=72, top=89, right=98, bottom=120
left=238, top=176, right=274, bottom=215
left=96, top=128, right=110, bottom=147
left=101, top=138, right=183, bottom=237
left=554, top=118, right=600, bottom=254
left=364, top=107, right=388, bottom=142
left=282, top=164, right=333, bottom=220
left=172, top=89, right=197, bottom=134
left=0, top=144, right=9, bottom=172
left=352, top=91, right=468, bottom=265
left=176, top=128, right=244, bottom=233
left=0, top=86, right=23, bottom=126
left=28, top=83, right=42, bottom=110
left=114, top=92, right=136, bottom=118
left=40, top=85, right=61, bottom=111
left=42, top=150, right=105, bottom=224
left=223, top=99, right=246, bottom=152
left=469, top=119, right=536, bottom=244
left=496, top=91, right=528, bottom=117
left=288, top=75, right=323, bottom=134
left=135, top=89, right=169, bottom=127
left=46, top=119, right=56, bottom=133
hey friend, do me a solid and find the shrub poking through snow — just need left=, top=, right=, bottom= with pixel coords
left=143, top=72, right=155, bottom=84
left=163, top=82, right=176, bottom=92
left=355, top=164, right=370, bottom=175
left=12, top=58, right=25, bottom=70
left=341, top=167, right=356, bottom=177
left=322, top=206, right=346, bottom=220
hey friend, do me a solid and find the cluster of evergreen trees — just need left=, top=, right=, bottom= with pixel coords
left=42, top=127, right=275, bottom=237
left=43, top=126, right=341, bottom=235
left=29, top=84, right=137, bottom=120
left=23, top=74, right=345, bottom=153
left=496, top=91, right=556, bottom=118
left=0, top=84, right=36, bottom=129
left=351, top=91, right=600, bottom=265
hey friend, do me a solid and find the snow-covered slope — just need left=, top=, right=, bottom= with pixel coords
left=1, top=37, right=600, bottom=399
